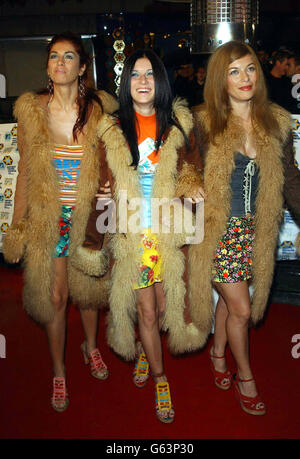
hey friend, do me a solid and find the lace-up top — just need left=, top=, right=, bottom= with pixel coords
left=230, top=152, right=259, bottom=217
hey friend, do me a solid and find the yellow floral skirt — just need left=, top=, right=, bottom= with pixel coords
left=134, top=229, right=163, bottom=290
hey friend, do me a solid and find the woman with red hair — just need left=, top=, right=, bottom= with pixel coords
left=191, top=40, right=300, bottom=416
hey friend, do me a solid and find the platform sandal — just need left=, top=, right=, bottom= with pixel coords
left=81, top=341, right=109, bottom=380
left=233, top=373, right=266, bottom=416
left=154, top=373, right=175, bottom=424
left=209, top=347, right=232, bottom=390
left=51, top=377, right=69, bottom=412
left=132, top=341, right=150, bottom=388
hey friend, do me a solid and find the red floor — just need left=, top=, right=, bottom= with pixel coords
left=0, top=265, right=300, bottom=439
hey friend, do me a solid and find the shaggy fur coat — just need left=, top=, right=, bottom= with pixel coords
left=189, top=103, right=296, bottom=339
left=72, top=100, right=204, bottom=360
left=2, top=90, right=119, bottom=324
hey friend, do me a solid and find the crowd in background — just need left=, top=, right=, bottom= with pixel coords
left=172, top=47, right=300, bottom=114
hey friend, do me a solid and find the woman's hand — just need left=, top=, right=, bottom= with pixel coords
left=96, top=181, right=111, bottom=200
left=190, top=186, right=205, bottom=203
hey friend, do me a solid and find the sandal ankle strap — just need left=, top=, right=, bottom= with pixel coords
left=210, top=347, right=225, bottom=359
left=234, top=373, right=254, bottom=383
left=211, top=353, right=225, bottom=359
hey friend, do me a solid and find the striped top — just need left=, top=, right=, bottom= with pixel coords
left=53, top=144, right=83, bottom=206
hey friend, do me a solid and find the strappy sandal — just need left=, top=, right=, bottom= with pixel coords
left=81, top=341, right=109, bottom=380
left=132, top=341, right=150, bottom=388
left=154, top=373, right=175, bottom=424
left=209, top=347, right=232, bottom=390
left=233, top=373, right=266, bottom=416
left=51, top=377, right=69, bottom=412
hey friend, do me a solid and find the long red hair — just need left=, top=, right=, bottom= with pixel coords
left=202, top=41, right=280, bottom=143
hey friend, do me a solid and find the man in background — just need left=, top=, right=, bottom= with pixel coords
left=189, top=64, right=206, bottom=107
left=284, top=54, right=300, bottom=114
left=265, top=50, right=291, bottom=107
left=173, top=62, right=194, bottom=103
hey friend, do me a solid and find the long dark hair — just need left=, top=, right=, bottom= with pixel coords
left=117, top=49, right=189, bottom=167
left=44, top=31, right=103, bottom=141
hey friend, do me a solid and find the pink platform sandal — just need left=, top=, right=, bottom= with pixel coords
left=51, top=377, right=69, bottom=412
left=81, top=342, right=109, bottom=380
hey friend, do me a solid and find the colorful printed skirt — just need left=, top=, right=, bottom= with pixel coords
left=212, top=215, right=255, bottom=283
left=54, top=205, right=74, bottom=258
left=134, top=229, right=163, bottom=290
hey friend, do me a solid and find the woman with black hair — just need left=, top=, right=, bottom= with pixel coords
left=2, top=32, right=118, bottom=412
left=75, top=49, right=204, bottom=423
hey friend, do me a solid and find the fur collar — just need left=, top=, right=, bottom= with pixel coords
left=97, top=98, right=194, bottom=199
left=14, top=89, right=118, bottom=121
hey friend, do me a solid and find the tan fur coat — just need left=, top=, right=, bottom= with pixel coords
left=189, top=104, right=292, bottom=339
left=2, top=90, right=118, bottom=324
left=74, top=100, right=204, bottom=360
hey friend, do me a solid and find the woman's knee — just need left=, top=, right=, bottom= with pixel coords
left=51, top=290, right=68, bottom=313
left=137, top=302, right=158, bottom=329
left=229, top=303, right=251, bottom=324
left=51, top=257, right=68, bottom=312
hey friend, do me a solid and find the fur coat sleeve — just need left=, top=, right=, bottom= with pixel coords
left=70, top=139, right=112, bottom=277
left=175, top=129, right=203, bottom=198
left=282, top=131, right=300, bottom=227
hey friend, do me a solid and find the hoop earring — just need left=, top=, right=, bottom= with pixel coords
left=47, top=77, right=53, bottom=95
left=78, top=75, right=87, bottom=98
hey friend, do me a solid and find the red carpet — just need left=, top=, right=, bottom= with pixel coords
left=0, top=264, right=300, bottom=439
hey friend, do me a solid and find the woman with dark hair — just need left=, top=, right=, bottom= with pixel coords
left=2, top=32, right=118, bottom=412
left=75, top=48, right=204, bottom=423
left=191, top=40, right=300, bottom=416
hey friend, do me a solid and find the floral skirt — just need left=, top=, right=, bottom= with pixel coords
left=134, top=229, right=163, bottom=290
left=212, top=216, right=255, bottom=283
left=54, top=205, right=74, bottom=258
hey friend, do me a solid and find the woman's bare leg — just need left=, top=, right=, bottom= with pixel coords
left=136, top=285, right=164, bottom=381
left=80, top=308, right=108, bottom=379
left=45, top=257, right=68, bottom=378
left=214, top=281, right=258, bottom=397
left=80, top=308, right=98, bottom=353
left=154, top=282, right=166, bottom=331
left=211, top=293, right=229, bottom=374
left=133, top=283, right=165, bottom=387
left=136, top=283, right=174, bottom=420
left=136, top=282, right=165, bottom=350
